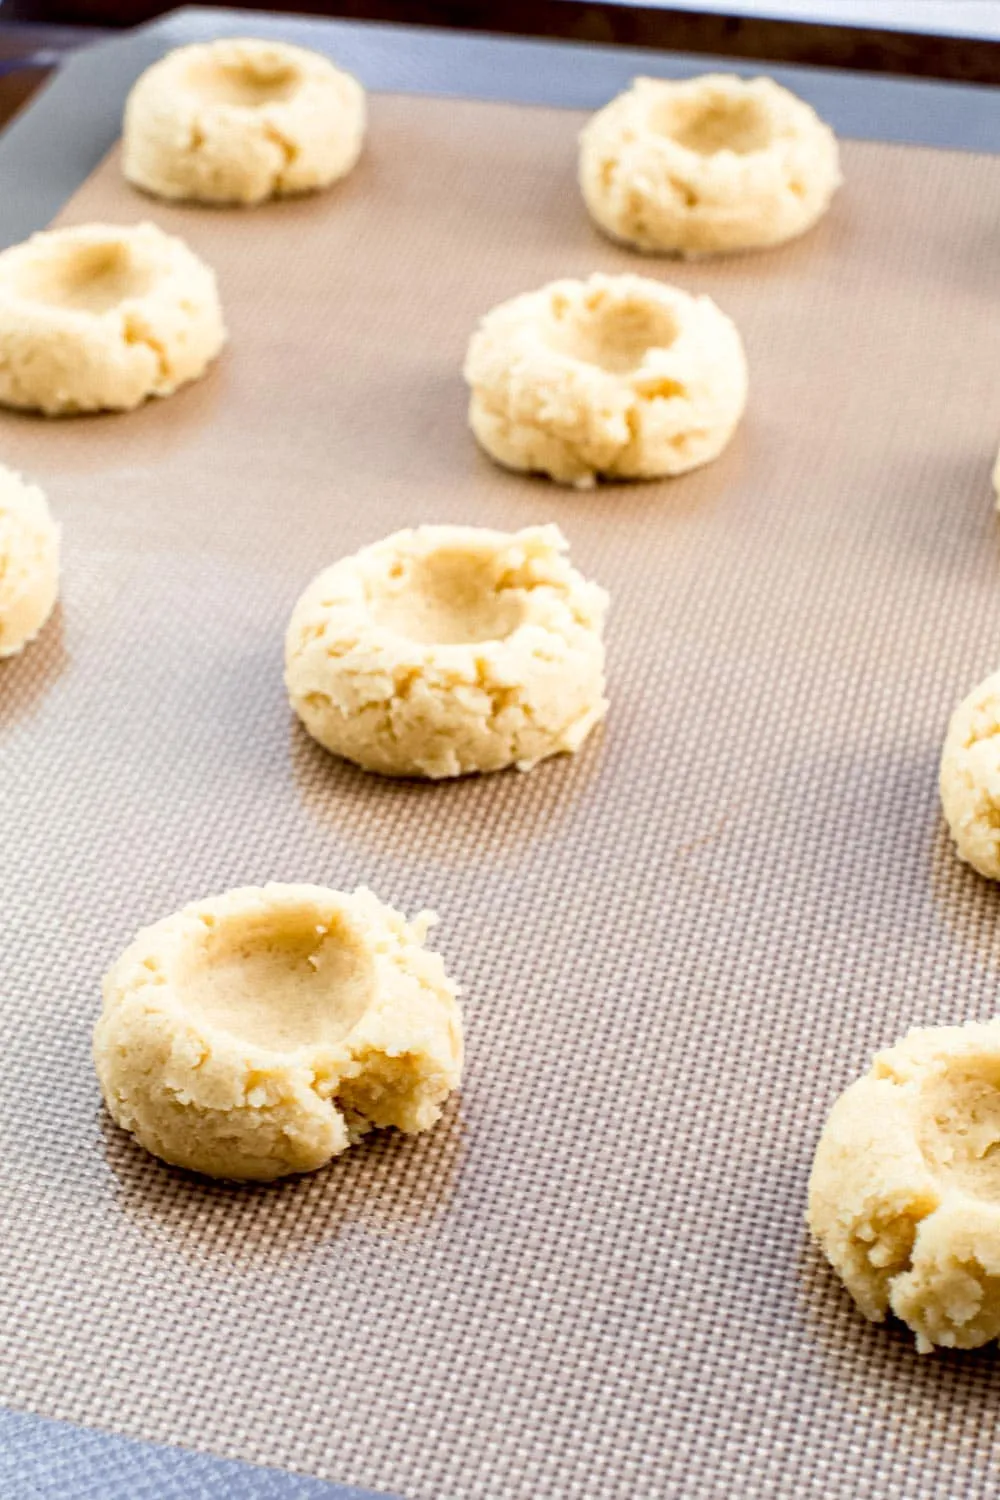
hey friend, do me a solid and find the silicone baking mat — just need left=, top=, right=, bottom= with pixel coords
left=3, top=70, right=1000, bottom=1500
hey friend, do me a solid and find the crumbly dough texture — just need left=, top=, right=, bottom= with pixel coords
left=464, top=273, right=747, bottom=487
left=0, top=466, right=60, bottom=658
left=285, top=523, right=608, bottom=779
left=940, top=670, right=1000, bottom=880
left=0, top=222, right=225, bottom=416
left=123, top=39, right=366, bottom=206
left=579, top=73, right=841, bottom=257
left=808, top=1020, right=1000, bottom=1352
left=94, top=884, right=463, bottom=1182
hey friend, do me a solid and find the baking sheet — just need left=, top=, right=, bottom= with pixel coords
left=3, top=89, right=1000, bottom=1500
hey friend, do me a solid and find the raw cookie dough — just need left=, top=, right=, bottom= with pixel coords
left=285, top=523, right=608, bottom=778
left=464, top=273, right=747, bottom=487
left=0, top=222, right=225, bottom=416
left=579, top=74, right=841, bottom=257
left=123, top=39, right=366, bottom=206
left=0, top=466, right=60, bottom=658
left=940, top=670, right=1000, bottom=880
left=808, top=1020, right=1000, bottom=1352
left=94, top=884, right=463, bottom=1182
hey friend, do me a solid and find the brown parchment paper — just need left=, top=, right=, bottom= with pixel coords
left=3, top=93, right=1000, bottom=1500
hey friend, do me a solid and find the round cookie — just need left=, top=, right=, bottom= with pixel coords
left=285, top=524, right=608, bottom=779
left=123, top=39, right=366, bottom=206
left=94, top=884, right=463, bottom=1182
left=579, top=74, right=841, bottom=257
left=808, top=1020, right=1000, bottom=1352
left=0, top=222, right=225, bottom=416
left=464, top=273, right=747, bottom=487
left=0, top=466, right=60, bottom=658
left=940, top=670, right=1000, bottom=880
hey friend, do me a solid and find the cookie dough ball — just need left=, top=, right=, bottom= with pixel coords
left=579, top=74, right=841, bottom=257
left=94, top=884, right=463, bottom=1182
left=464, top=273, right=747, bottom=487
left=808, top=1020, right=1000, bottom=1352
left=286, top=524, right=608, bottom=779
left=0, top=222, right=225, bottom=416
left=0, top=466, right=59, bottom=658
left=123, top=39, right=366, bottom=206
left=939, top=670, right=1000, bottom=880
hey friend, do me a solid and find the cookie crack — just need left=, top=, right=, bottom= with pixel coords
left=262, top=120, right=300, bottom=190
left=962, top=717, right=1000, bottom=752
left=122, top=317, right=171, bottom=386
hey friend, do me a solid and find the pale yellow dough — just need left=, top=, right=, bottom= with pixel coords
left=123, top=39, right=365, bottom=206
left=464, top=273, right=747, bottom=487
left=579, top=74, right=841, bottom=257
left=940, top=670, right=1000, bottom=881
left=94, top=884, right=463, bottom=1182
left=0, top=222, right=225, bottom=416
left=285, top=524, right=608, bottom=779
left=0, top=466, right=59, bottom=658
left=808, top=1020, right=1000, bottom=1352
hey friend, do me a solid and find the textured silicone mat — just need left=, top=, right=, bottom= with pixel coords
left=3, top=94, right=1000, bottom=1500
